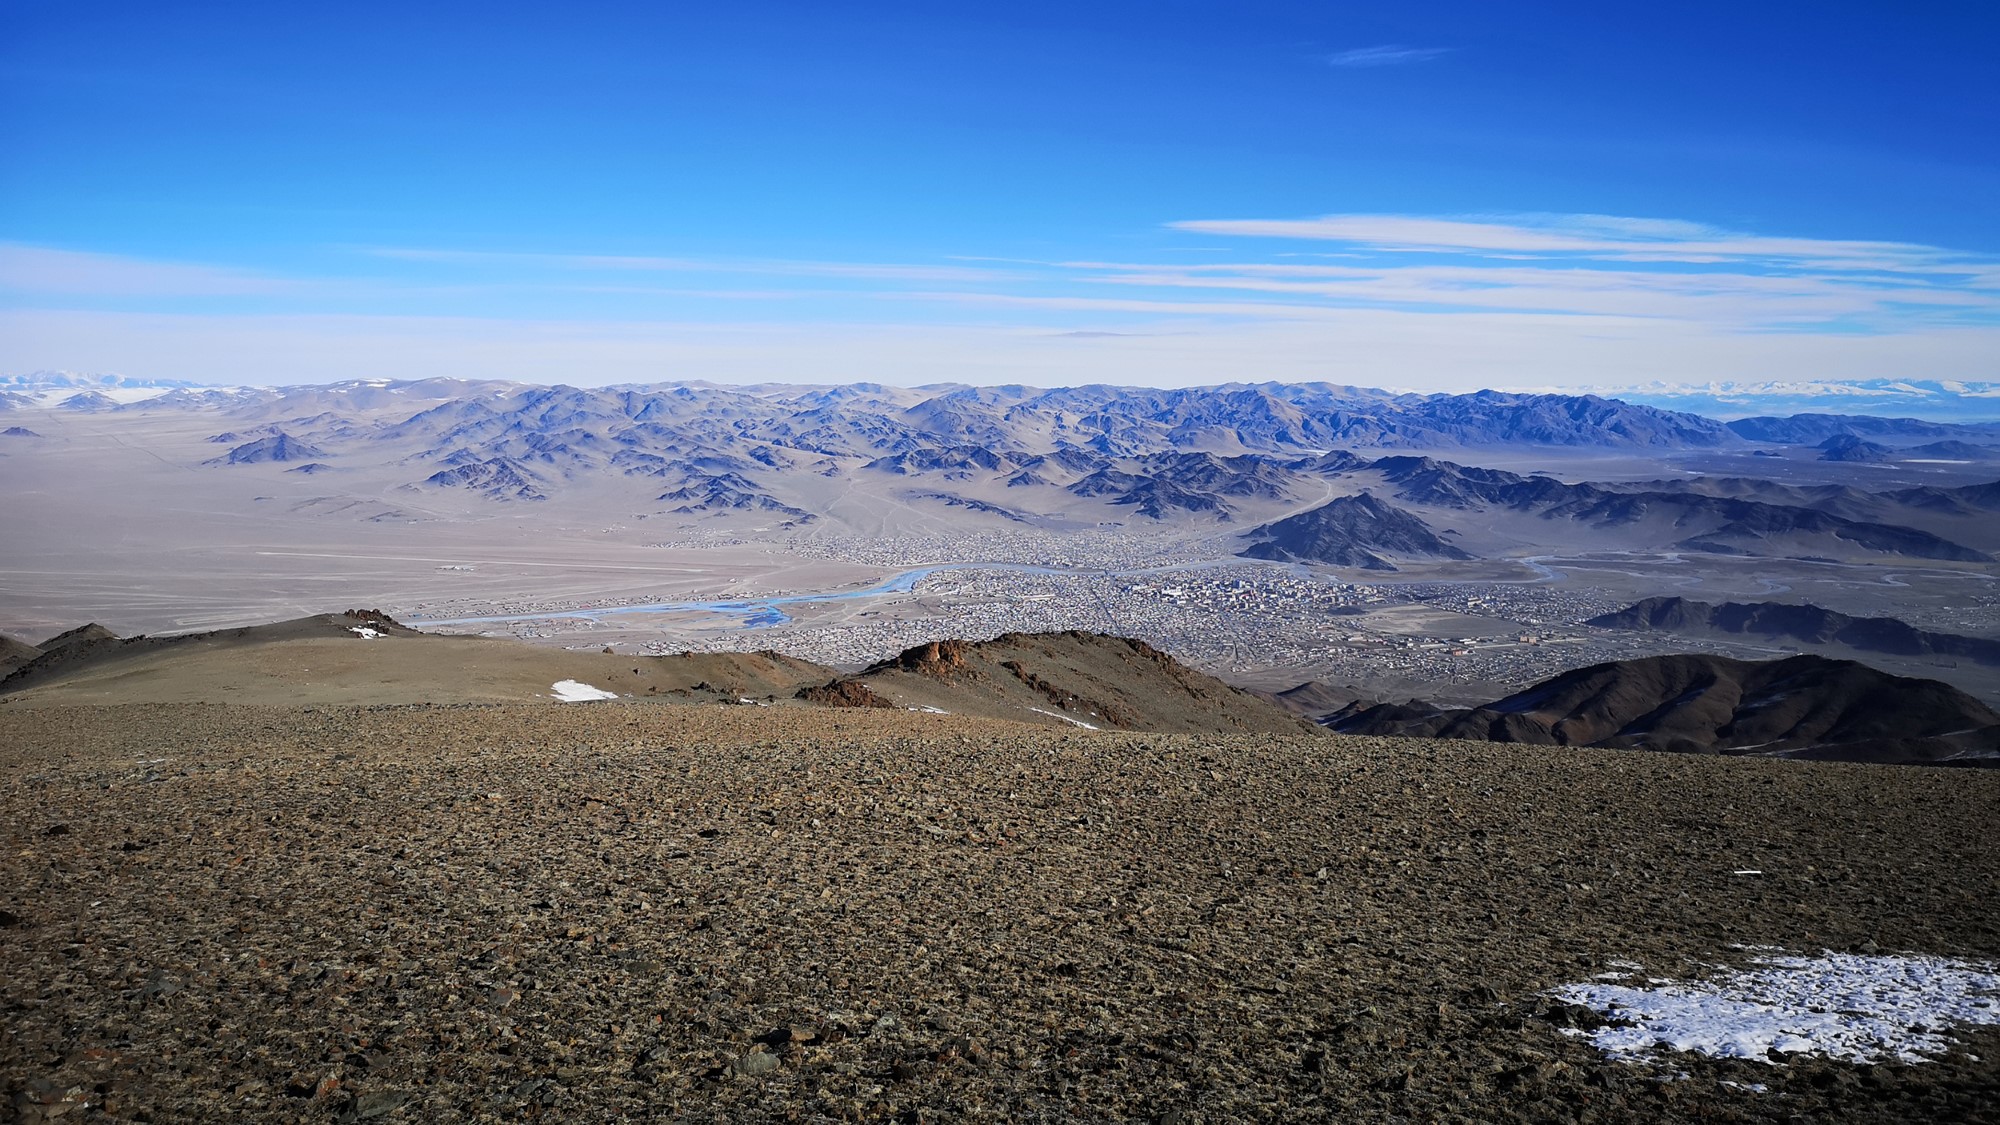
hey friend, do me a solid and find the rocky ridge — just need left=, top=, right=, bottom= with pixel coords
left=833, top=632, right=1315, bottom=735
left=1589, top=597, right=2000, bottom=666
left=7, top=373, right=1998, bottom=566
left=1327, top=653, right=2000, bottom=766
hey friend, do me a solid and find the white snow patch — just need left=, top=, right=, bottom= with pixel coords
left=1555, top=951, right=2000, bottom=1065
left=551, top=680, right=619, bottom=702
left=1029, top=706, right=1099, bottom=730
left=911, top=705, right=949, bottom=714
left=349, top=626, right=382, bottom=639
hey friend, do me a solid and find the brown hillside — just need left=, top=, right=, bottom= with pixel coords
left=1251, top=679, right=1380, bottom=719
left=33, top=622, right=117, bottom=654
left=0, top=611, right=833, bottom=707
left=844, top=630, right=1317, bottom=734
left=0, top=634, right=38, bottom=674
left=1331, top=652, right=2000, bottom=766
left=795, top=679, right=896, bottom=708
left=0, top=614, right=1306, bottom=736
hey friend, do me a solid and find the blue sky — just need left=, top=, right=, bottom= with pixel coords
left=2, top=0, right=1996, bottom=389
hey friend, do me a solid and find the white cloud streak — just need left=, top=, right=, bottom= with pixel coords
left=1121, top=213, right=2000, bottom=333
left=4, top=213, right=1997, bottom=391
left=1325, top=45, right=1452, bottom=67
left=1063, top=261, right=1994, bottom=324
left=1166, top=213, right=1975, bottom=272
left=366, top=247, right=1009, bottom=283
left=0, top=244, right=300, bottom=297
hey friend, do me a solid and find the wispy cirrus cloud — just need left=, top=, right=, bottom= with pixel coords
left=365, top=247, right=1010, bottom=284
left=1130, top=212, right=2000, bottom=333
left=1325, top=45, right=1452, bottom=68
left=1167, top=213, right=1973, bottom=273
left=0, top=243, right=301, bottom=297
left=6, top=214, right=1999, bottom=390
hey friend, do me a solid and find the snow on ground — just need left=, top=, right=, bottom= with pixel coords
left=550, top=680, right=619, bottom=702
left=1555, top=951, right=2000, bottom=1065
left=349, top=627, right=382, bottom=639
left=1028, top=706, right=1099, bottom=730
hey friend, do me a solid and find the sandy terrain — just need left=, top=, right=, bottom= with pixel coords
left=2, top=704, right=1996, bottom=1122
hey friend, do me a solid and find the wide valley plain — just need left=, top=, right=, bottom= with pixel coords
left=6, top=382, right=2000, bottom=708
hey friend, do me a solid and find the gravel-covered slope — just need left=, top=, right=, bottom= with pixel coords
left=2, top=704, right=1997, bottom=1123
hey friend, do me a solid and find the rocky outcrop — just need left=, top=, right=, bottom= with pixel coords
left=867, top=639, right=976, bottom=680
left=795, top=679, right=895, bottom=708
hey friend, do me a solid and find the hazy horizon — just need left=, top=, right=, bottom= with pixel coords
left=4, top=3, right=1995, bottom=391
left=12, top=367, right=2000, bottom=424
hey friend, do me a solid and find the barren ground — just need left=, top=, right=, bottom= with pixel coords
left=3, top=703, right=1996, bottom=1122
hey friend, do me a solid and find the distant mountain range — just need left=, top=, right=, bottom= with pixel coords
left=7, top=372, right=1998, bottom=565
left=1728, top=413, right=2000, bottom=444
left=1365, top=455, right=1994, bottom=563
left=0, top=374, right=1742, bottom=450
left=1592, top=379, right=2000, bottom=423
left=0, top=371, right=209, bottom=391
left=1588, top=597, right=2000, bottom=666
left=1325, top=653, right=1999, bottom=767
